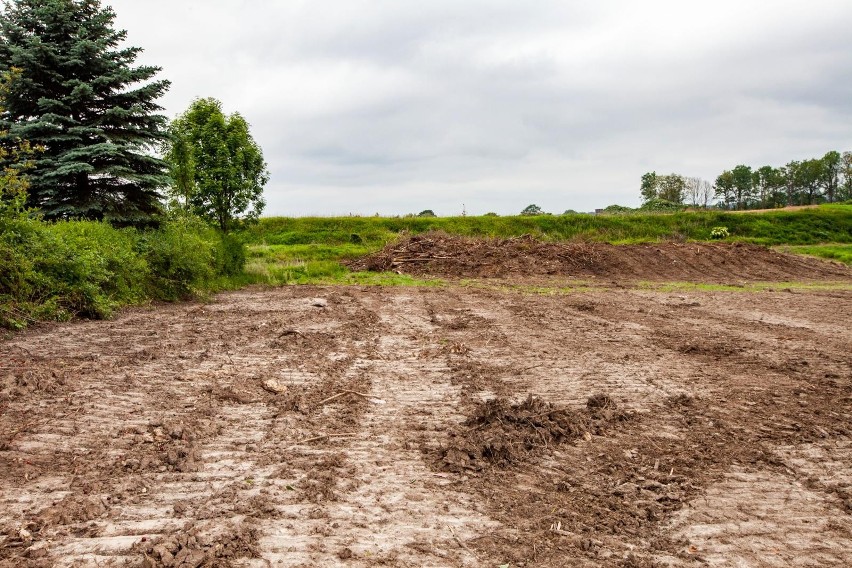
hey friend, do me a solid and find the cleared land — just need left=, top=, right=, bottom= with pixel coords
left=1, top=244, right=851, bottom=567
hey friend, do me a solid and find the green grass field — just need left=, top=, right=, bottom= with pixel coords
left=238, top=204, right=852, bottom=285
left=774, top=244, right=852, bottom=265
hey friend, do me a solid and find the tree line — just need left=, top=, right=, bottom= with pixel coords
left=0, top=0, right=267, bottom=231
left=641, top=151, right=852, bottom=210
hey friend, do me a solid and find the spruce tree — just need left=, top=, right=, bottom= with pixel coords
left=0, top=0, right=170, bottom=223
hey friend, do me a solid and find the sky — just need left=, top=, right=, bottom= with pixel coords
left=107, top=0, right=852, bottom=216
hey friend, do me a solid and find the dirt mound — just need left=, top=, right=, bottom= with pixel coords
left=436, top=394, right=633, bottom=472
left=349, top=232, right=851, bottom=281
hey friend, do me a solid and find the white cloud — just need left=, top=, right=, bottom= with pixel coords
left=108, top=0, right=852, bottom=215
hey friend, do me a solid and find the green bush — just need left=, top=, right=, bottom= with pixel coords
left=0, top=216, right=146, bottom=326
left=216, top=232, right=247, bottom=276
left=139, top=214, right=218, bottom=300
left=710, top=226, right=730, bottom=239
left=1, top=207, right=249, bottom=329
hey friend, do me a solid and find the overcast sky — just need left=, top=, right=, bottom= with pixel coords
left=108, top=0, right=852, bottom=216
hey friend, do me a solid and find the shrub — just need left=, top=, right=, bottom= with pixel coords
left=521, top=204, right=544, bottom=216
left=710, top=226, right=730, bottom=239
left=1, top=206, right=249, bottom=329
left=0, top=216, right=146, bottom=326
left=139, top=214, right=218, bottom=300
left=418, top=209, right=437, bottom=217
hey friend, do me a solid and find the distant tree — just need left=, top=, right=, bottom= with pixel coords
left=562, top=209, right=579, bottom=215
left=783, top=160, right=801, bottom=206
left=684, top=177, right=714, bottom=208
left=714, top=171, right=736, bottom=209
left=417, top=209, right=436, bottom=217
left=840, top=152, right=852, bottom=202
left=483, top=212, right=499, bottom=216
left=165, top=98, right=269, bottom=232
left=793, top=159, right=824, bottom=205
left=640, top=172, right=684, bottom=205
left=0, top=0, right=171, bottom=223
left=520, top=204, right=544, bottom=216
left=753, top=166, right=786, bottom=208
left=821, top=151, right=841, bottom=203
left=640, top=171, right=658, bottom=203
left=657, top=174, right=685, bottom=204
left=730, top=165, right=754, bottom=209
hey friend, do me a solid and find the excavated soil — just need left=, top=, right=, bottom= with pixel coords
left=349, top=232, right=850, bottom=281
left=1, top=258, right=851, bottom=566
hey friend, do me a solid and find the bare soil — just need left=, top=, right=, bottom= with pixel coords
left=2, top=247, right=851, bottom=566
left=349, top=232, right=850, bottom=281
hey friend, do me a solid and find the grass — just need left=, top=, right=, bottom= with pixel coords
left=774, top=244, right=852, bottom=265
left=237, top=204, right=852, bottom=287
left=635, top=281, right=852, bottom=293
left=242, top=204, right=852, bottom=247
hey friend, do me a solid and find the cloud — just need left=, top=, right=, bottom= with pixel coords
left=108, top=0, right=852, bottom=215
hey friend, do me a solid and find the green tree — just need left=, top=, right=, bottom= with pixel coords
left=840, top=152, right=852, bottom=202
left=165, top=98, right=268, bottom=232
left=640, top=171, right=658, bottom=203
left=639, top=172, right=684, bottom=205
left=821, top=151, right=841, bottom=203
left=520, top=204, right=544, bottom=216
left=793, top=159, right=824, bottom=205
left=657, top=174, right=685, bottom=203
left=730, top=165, right=754, bottom=209
left=754, top=166, right=786, bottom=208
left=0, top=0, right=170, bottom=223
left=714, top=170, right=735, bottom=209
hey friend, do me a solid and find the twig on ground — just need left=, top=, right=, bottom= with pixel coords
left=316, top=390, right=383, bottom=406
left=448, top=525, right=480, bottom=562
left=278, top=329, right=303, bottom=338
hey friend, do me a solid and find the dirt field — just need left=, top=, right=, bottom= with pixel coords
left=2, top=247, right=852, bottom=567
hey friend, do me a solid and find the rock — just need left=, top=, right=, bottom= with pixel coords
left=338, top=547, right=353, bottom=560
left=262, top=378, right=288, bottom=394
left=310, top=298, right=328, bottom=308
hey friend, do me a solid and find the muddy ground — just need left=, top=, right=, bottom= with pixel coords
left=1, top=251, right=851, bottom=566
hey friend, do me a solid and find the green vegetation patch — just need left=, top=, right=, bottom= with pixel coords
left=243, top=205, right=852, bottom=248
left=775, top=244, right=852, bottom=265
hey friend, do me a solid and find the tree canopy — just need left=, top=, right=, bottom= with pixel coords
left=0, top=0, right=171, bottom=223
left=164, top=98, right=268, bottom=232
left=520, top=204, right=544, bottom=216
left=642, top=149, right=852, bottom=211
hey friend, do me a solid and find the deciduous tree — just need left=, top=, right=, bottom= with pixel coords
left=165, top=98, right=268, bottom=232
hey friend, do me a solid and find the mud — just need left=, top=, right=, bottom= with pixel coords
left=1, top=270, right=851, bottom=566
left=349, top=232, right=850, bottom=281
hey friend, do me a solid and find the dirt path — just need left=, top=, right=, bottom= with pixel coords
left=2, top=282, right=851, bottom=567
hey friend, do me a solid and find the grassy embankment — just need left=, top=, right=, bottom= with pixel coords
left=239, top=204, right=852, bottom=285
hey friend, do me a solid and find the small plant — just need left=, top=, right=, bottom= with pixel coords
left=710, top=226, right=730, bottom=239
